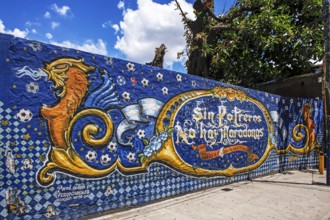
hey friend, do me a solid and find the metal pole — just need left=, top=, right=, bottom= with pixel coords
left=323, top=0, right=330, bottom=185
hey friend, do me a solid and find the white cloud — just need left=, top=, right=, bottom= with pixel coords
left=32, top=29, right=37, bottom=34
left=51, top=4, right=71, bottom=17
left=114, top=0, right=194, bottom=69
left=44, top=11, right=51, bottom=19
left=51, top=39, right=108, bottom=56
left=117, top=1, right=125, bottom=10
left=112, top=24, right=120, bottom=34
left=0, top=19, right=29, bottom=38
left=45, top=32, right=53, bottom=39
left=102, top=20, right=112, bottom=29
left=25, top=21, right=41, bottom=27
left=51, top=21, right=60, bottom=29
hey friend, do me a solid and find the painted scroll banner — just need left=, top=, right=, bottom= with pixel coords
left=0, top=33, right=323, bottom=219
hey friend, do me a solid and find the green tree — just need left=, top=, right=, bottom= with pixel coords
left=176, top=0, right=323, bottom=87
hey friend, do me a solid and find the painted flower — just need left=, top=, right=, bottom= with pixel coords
left=26, top=82, right=39, bottom=94
left=162, top=87, right=168, bottom=95
left=137, top=129, right=145, bottom=139
left=297, top=102, right=301, bottom=107
left=156, top=72, right=163, bottom=81
left=117, top=76, right=126, bottom=86
left=126, top=62, right=135, bottom=72
left=144, top=147, right=153, bottom=157
left=159, top=131, right=168, bottom=141
left=122, top=91, right=130, bottom=101
left=176, top=74, right=182, bottom=82
left=149, top=136, right=162, bottom=151
left=192, top=80, right=196, bottom=87
left=290, top=99, right=293, bottom=104
left=141, top=78, right=149, bottom=87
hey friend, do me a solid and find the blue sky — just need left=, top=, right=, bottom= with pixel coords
left=0, top=0, right=233, bottom=73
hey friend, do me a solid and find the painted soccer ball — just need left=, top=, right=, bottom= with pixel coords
left=126, top=62, right=135, bottom=72
left=162, top=87, right=168, bottom=95
left=127, top=152, right=136, bottom=162
left=107, top=141, right=118, bottom=152
left=176, top=74, right=182, bottom=82
left=141, top=78, right=149, bottom=87
left=100, top=154, right=111, bottom=165
left=156, top=72, right=163, bottom=81
left=122, top=91, right=130, bottom=101
left=26, top=82, right=39, bottom=93
left=17, top=109, right=33, bottom=122
left=85, top=151, right=97, bottom=162
left=137, top=129, right=145, bottom=139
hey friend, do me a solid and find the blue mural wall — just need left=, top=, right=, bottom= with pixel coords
left=0, top=33, right=324, bottom=219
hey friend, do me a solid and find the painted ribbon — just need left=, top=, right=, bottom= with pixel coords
left=192, top=144, right=259, bottom=162
left=117, top=98, right=164, bottom=146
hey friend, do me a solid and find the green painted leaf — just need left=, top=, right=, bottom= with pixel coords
left=143, top=139, right=149, bottom=145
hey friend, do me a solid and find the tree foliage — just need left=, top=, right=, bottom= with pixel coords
left=176, top=0, right=323, bottom=87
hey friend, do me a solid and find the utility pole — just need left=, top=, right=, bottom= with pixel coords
left=323, top=0, right=330, bottom=185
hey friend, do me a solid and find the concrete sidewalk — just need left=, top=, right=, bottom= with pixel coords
left=90, top=170, right=330, bottom=220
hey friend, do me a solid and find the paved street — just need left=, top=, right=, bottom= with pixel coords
left=90, top=170, right=330, bottom=220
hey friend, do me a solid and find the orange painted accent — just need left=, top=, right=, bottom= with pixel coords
left=302, top=103, right=316, bottom=149
left=40, top=67, right=89, bottom=150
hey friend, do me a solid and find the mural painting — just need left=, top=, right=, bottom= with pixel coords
left=0, top=33, right=323, bottom=219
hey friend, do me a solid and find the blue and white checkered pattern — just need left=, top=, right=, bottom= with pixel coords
left=0, top=98, right=319, bottom=219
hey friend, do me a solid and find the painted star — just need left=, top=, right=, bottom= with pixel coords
left=1, top=120, right=9, bottom=126
left=23, top=133, right=31, bottom=140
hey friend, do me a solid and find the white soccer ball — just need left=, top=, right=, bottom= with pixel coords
left=85, top=151, right=97, bottom=162
left=176, top=74, right=182, bottom=82
left=156, top=72, right=163, bottom=81
left=126, top=62, right=135, bottom=72
left=137, top=129, right=145, bottom=139
left=122, top=91, right=130, bottom=101
left=100, top=154, right=111, bottom=165
left=127, top=152, right=136, bottom=162
left=26, top=82, right=39, bottom=94
left=17, top=109, right=33, bottom=122
left=162, top=87, right=168, bottom=95
left=107, top=141, right=118, bottom=152
left=141, top=78, right=149, bottom=87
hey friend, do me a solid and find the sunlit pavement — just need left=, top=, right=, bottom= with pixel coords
left=88, top=170, right=330, bottom=220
